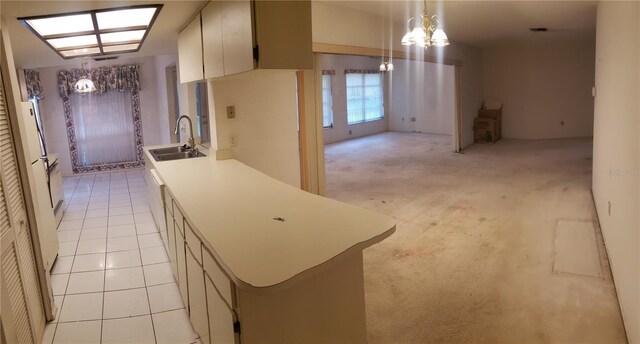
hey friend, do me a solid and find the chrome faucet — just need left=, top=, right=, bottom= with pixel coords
left=174, top=115, right=195, bottom=150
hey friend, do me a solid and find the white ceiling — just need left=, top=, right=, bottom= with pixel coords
left=329, top=0, right=597, bottom=48
left=2, top=0, right=597, bottom=69
left=1, top=0, right=207, bottom=69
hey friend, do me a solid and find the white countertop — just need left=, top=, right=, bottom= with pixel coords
left=146, top=145, right=395, bottom=292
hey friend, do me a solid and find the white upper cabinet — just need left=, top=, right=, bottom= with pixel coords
left=201, top=2, right=224, bottom=79
left=177, top=13, right=204, bottom=83
left=178, top=0, right=312, bottom=83
left=220, top=0, right=254, bottom=76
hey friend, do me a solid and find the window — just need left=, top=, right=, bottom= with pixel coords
left=322, top=71, right=334, bottom=128
left=70, top=91, right=137, bottom=167
left=346, top=71, right=384, bottom=125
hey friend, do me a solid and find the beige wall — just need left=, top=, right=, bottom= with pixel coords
left=35, top=55, right=169, bottom=176
left=389, top=59, right=455, bottom=135
left=592, top=2, right=639, bottom=343
left=312, top=1, right=483, bottom=148
left=212, top=69, right=301, bottom=188
left=318, top=54, right=389, bottom=144
left=483, top=40, right=595, bottom=139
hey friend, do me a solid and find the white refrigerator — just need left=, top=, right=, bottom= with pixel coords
left=18, top=101, right=59, bottom=272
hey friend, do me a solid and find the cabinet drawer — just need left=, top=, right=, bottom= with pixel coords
left=203, top=248, right=234, bottom=307
left=185, top=222, right=202, bottom=264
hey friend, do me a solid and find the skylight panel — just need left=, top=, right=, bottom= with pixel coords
left=60, top=47, right=101, bottom=58
left=100, top=30, right=146, bottom=44
left=102, top=44, right=140, bottom=53
left=18, top=5, right=162, bottom=59
left=48, top=35, right=98, bottom=49
left=26, top=14, right=94, bottom=36
left=96, top=8, right=157, bottom=30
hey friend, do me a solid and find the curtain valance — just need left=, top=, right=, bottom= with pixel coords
left=344, top=69, right=381, bottom=74
left=57, top=65, right=141, bottom=98
left=24, top=69, right=44, bottom=99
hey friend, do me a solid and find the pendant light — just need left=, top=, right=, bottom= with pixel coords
left=379, top=58, right=394, bottom=72
left=74, top=62, right=95, bottom=94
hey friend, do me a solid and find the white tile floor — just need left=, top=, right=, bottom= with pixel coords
left=43, top=170, right=199, bottom=344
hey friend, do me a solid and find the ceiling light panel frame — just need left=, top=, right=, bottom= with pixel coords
left=18, top=4, right=163, bottom=60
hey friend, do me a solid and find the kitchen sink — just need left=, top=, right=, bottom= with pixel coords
left=150, top=146, right=206, bottom=161
left=150, top=146, right=189, bottom=155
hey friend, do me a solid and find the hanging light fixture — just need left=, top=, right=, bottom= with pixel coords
left=74, top=62, right=95, bottom=94
left=379, top=58, right=394, bottom=72
left=401, top=0, right=449, bottom=49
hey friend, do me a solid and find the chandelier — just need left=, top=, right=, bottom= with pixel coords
left=401, top=0, right=449, bottom=48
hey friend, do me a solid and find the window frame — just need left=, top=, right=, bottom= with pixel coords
left=345, top=70, right=384, bottom=125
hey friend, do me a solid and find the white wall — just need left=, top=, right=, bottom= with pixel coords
left=592, top=2, right=639, bottom=343
left=318, top=54, right=389, bottom=144
left=389, top=59, right=455, bottom=135
left=483, top=40, right=595, bottom=139
left=212, top=69, right=301, bottom=188
left=36, top=55, right=169, bottom=175
left=312, top=1, right=483, bottom=148
left=153, top=54, right=177, bottom=144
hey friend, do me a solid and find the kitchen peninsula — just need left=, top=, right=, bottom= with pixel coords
left=144, top=145, right=396, bottom=343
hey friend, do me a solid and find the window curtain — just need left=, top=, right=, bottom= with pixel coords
left=321, top=71, right=334, bottom=128
left=24, top=69, right=44, bottom=100
left=58, top=64, right=144, bottom=173
left=70, top=90, right=136, bottom=166
left=345, top=70, right=384, bottom=124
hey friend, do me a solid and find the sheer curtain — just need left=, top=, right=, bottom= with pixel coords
left=322, top=74, right=333, bottom=127
left=70, top=90, right=136, bottom=166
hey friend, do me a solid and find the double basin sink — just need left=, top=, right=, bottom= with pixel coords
left=150, top=146, right=206, bottom=162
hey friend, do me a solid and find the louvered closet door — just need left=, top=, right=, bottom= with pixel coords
left=0, top=74, right=44, bottom=344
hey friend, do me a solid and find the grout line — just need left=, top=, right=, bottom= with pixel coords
left=99, top=172, right=112, bottom=344
left=129, top=171, right=159, bottom=344
left=52, top=174, right=94, bottom=344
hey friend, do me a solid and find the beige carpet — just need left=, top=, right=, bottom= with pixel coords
left=325, top=132, right=626, bottom=344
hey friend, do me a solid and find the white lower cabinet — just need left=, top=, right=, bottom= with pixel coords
left=175, top=220, right=189, bottom=307
left=163, top=189, right=238, bottom=344
left=206, top=276, right=236, bottom=343
left=187, top=245, right=210, bottom=344
left=165, top=205, right=178, bottom=279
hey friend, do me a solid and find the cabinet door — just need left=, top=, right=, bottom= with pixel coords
left=165, top=206, right=177, bottom=279
left=201, top=1, right=224, bottom=79
left=178, top=13, right=204, bottom=83
left=175, top=220, right=189, bottom=307
left=187, top=247, right=209, bottom=344
left=206, top=276, right=235, bottom=344
left=221, top=0, right=254, bottom=75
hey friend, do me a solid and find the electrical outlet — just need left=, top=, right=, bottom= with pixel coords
left=226, top=106, right=236, bottom=119
left=410, top=117, right=416, bottom=122
left=230, top=134, right=237, bottom=147
left=349, top=130, right=352, bottom=135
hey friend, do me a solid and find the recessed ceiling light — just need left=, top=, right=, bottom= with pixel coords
left=18, top=5, right=162, bottom=60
